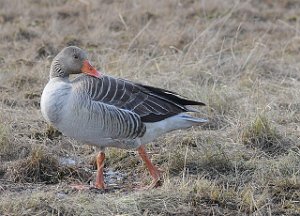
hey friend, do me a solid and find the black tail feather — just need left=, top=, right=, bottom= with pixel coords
left=138, top=84, right=206, bottom=107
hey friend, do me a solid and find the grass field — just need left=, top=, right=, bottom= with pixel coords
left=0, top=0, right=299, bottom=215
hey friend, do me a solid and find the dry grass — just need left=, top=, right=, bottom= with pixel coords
left=8, top=147, right=62, bottom=184
left=0, top=123, right=10, bottom=156
left=241, top=115, right=291, bottom=155
left=0, top=0, right=300, bottom=215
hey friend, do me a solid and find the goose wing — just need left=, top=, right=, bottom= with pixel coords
left=73, top=75, right=205, bottom=123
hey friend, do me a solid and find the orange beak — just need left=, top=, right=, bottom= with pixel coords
left=81, top=60, right=101, bottom=78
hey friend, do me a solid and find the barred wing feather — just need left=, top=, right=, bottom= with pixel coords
left=72, top=75, right=205, bottom=123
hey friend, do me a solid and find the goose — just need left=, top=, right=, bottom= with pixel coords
left=41, top=46, right=207, bottom=189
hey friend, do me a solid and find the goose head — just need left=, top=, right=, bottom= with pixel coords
left=50, top=46, right=101, bottom=79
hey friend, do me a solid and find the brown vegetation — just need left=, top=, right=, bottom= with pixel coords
left=0, top=0, right=299, bottom=215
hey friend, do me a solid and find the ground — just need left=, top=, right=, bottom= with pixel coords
left=0, top=0, right=299, bottom=215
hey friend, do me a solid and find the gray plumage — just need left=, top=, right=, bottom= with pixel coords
left=41, top=46, right=207, bottom=150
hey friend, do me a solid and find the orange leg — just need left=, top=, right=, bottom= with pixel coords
left=70, top=151, right=106, bottom=190
left=95, top=151, right=106, bottom=189
left=137, top=145, right=161, bottom=189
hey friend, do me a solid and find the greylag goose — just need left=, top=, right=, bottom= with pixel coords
left=41, top=46, right=207, bottom=189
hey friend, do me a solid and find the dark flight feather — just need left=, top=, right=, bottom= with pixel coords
left=73, top=75, right=206, bottom=123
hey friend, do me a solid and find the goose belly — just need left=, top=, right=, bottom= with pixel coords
left=56, top=101, right=115, bottom=146
left=59, top=108, right=142, bottom=148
